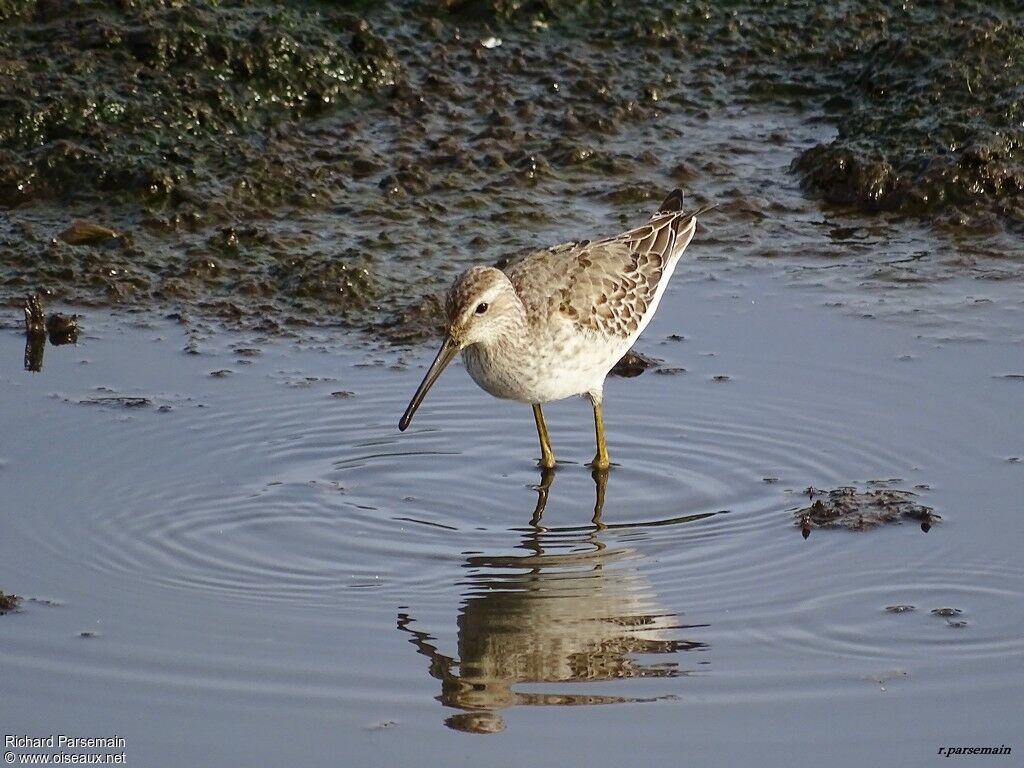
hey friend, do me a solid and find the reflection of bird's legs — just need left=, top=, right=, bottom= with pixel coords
left=591, top=468, right=608, bottom=530
left=530, top=466, right=556, bottom=528
left=532, top=404, right=556, bottom=469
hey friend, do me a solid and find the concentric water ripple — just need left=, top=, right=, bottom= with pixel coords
left=24, top=297, right=992, bottom=622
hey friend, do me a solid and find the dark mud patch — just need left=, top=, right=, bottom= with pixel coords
left=792, top=3, right=1024, bottom=229
left=0, top=1, right=399, bottom=208
left=795, top=485, right=940, bottom=537
left=0, top=590, right=21, bottom=614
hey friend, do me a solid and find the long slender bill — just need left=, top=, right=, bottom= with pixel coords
left=399, top=335, right=461, bottom=431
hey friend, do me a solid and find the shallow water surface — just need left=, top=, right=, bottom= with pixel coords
left=2, top=262, right=1022, bottom=765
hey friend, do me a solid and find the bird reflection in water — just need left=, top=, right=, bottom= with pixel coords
left=397, top=469, right=710, bottom=734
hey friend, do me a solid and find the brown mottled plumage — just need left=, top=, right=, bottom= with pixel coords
left=400, top=189, right=713, bottom=471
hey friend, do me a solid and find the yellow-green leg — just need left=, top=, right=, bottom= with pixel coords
left=532, top=403, right=556, bottom=469
left=590, top=401, right=610, bottom=471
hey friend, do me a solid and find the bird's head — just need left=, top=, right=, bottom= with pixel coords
left=443, top=266, right=522, bottom=348
left=399, top=266, right=522, bottom=431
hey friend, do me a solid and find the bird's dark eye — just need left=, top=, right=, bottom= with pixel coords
left=475, top=302, right=489, bottom=314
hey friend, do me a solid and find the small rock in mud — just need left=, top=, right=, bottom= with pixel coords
left=59, top=222, right=120, bottom=247
left=610, top=349, right=660, bottom=378
left=331, top=390, right=355, bottom=398
left=0, top=591, right=21, bottom=614
left=210, top=369, right=234, bottom=378
left=795, top=485, right=940, bottom=535
left=930, top=607, right=963, bottom=617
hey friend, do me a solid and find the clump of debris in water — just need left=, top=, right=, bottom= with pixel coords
left=795, top=485, right=940, bottom=538
left=0, top=591, right=21, bottom=614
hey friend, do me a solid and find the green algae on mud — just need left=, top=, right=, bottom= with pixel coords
left=791, top=3, right=1024, bottom=229
left=0, top=0, right=1020, bottom=337
left=0, top=0, right=399, bottom=207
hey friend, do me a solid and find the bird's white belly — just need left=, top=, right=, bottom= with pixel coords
left=462, top=326, right=622, bottom=404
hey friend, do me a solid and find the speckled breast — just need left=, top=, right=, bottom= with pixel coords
left=461, top=327, right=624, bottom=404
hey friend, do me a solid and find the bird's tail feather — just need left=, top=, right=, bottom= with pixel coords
left=655, top=189, right=718, bottom=222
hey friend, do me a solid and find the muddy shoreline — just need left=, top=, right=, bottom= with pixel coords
left=1, top=1, right=1020, bottom=338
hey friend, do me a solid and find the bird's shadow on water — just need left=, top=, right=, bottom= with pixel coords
left=396, top=469, right=713, bottom=734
